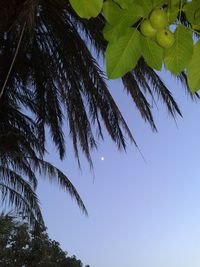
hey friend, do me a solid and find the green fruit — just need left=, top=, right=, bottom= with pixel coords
left=156, top=29, right=175, bottom=49
left=140, top=19, right=157, bottom=38
left=150, top=8, right=168, bottom=30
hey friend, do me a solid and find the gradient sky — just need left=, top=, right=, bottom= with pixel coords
left=37, top=70, right=200, bottom=267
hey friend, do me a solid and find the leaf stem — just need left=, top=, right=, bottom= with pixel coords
left=178, top=0, right=183, bottom=22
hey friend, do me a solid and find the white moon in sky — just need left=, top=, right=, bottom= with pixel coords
left=101, top=157, right=105, bottom=161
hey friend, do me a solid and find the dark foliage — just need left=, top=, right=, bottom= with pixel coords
left=0, top=214, right=90, bottom=267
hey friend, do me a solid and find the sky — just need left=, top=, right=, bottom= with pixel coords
left=38, top=71, right=200, bottom=267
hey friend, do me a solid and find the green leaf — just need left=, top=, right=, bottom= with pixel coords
left=103, top=23, right=129, bottom=42
left=139, top=0, right=155, bottom=17
left=141, top=36, right=163, bottom=70
left=194, top=8, right=200, bottom=24
left=103, top=4, right=143, bottom=42
left=113, top=0, right=135, bottom=9
left=170, top=0, right=180, bottom=6
left=164, top=25, right=193, bottom=75
left=187, top=40, right=200, bottom=93
left=103, top=1, right=121, bottom=25
left=139, top=0, right=164, bottom=17
left=167, top=1, right=179, bottom=24
left=152, top=0, right=165, bottom=7
left=106, top=28, right=142, bottom=79
left=183, top=0, right=200, bottom=24
left=69, top=0, right=103, bottom=19
left=115, top=4, right=144, bottom=25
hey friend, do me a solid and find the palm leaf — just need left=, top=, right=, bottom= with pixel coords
left=25, top=157, right=88, bottom=215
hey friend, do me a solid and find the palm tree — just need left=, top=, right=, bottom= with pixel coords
left=0, top=1, right=198, bottom=222
left=0, top=84, right=87, bottom=225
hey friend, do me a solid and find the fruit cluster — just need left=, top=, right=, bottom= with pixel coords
left=140, top=8, right=175, bottom=49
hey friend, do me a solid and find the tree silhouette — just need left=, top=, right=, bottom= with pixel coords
left=0, top=214, right=89, bottom=267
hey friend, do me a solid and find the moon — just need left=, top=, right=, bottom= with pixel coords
left=101, top=156, right=105, bottom=161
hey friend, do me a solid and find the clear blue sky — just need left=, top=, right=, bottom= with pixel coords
left=38, top=71, right=200, bottom=267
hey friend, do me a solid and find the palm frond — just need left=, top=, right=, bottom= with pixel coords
left=0, top=174, right=43, bottom=226
left=24, top=157, right=88, bottom=215
left=134, top=59, right=183, bottom=117
left=177, top=71, right=200, bottom=100
left=0, top=81, right=87, bottom=223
